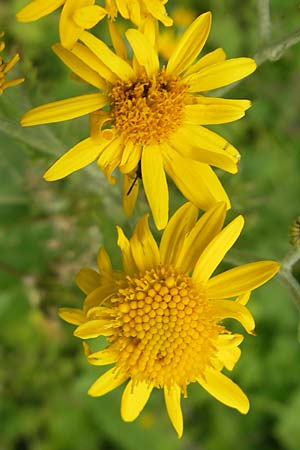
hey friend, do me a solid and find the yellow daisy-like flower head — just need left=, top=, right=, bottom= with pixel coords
left=0, top=32, right=24, bottom=95
left=16, top=0, right=108, bottom=49
left=21, top=12, right=256, bottom=229
left=59, top=202, right=280, bottom=437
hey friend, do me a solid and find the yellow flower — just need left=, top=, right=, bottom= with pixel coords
left=0, top=32, right=24, bottom=95
left=21, top=12, right=256, bottom=229
left=16, top=0, right=107, bottom=49
left=59, top=202, right=280, bottom=438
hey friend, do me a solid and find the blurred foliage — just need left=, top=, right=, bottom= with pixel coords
left=1, top=0, right=300, bottom=449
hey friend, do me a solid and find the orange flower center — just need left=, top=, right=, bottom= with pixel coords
left=108, top=265, right=223, bottom=391
left=110, top=70, right=187, bottom=146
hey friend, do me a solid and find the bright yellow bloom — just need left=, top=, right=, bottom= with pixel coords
left=59, top=202, right=280, bottom=438
left=16, top=0, right=107, bottom=49
left=21, top=12, right=256, bottom=229
left=0, top=32, right=24, bottom=95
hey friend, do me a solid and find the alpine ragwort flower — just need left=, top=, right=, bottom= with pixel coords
left=59, top=202, right=280, bottom=437
left=0, top=32, right=24, bottom=95
left=21, top=12, right=256, bottom=229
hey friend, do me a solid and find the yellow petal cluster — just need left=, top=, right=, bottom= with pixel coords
left=59, top=202, right=280, bottom=437
left=16, top=0, right=172, bottom=48
left=20, top=12, right=256, bottom=229
left=0, top=32, right=24, bottom=95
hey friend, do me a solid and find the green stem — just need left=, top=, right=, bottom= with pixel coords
left=278, top=247, right=300, bottom=337
left=254, top=28, right=300, bottom=65
left=257, top=0, right=271, bottom=45
left=279, top=268, right=300, bottom=314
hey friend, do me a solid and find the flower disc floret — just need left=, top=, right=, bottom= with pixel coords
left=111, top=265, right=222, bottom=390
left=111, top=71, right=187, bottom=145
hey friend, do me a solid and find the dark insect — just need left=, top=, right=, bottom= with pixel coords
left=127, top=162, right=142, bottom=196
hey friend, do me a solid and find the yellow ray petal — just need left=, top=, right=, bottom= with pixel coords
left=72, top=5, right=107, bottom=28
left=80, top=30, right=135, bottom=81
left=130, top=215, right=160, bottom=272
left=72, top=42, right=117, bottom=83
left=126, top=0, right=141, bottom=26
left=88, top=368, right=128, bottom=397
left=87, top=348, right=117, bottom=366
left=83, top=284, right=115, bottom=312
left=212, top=299, right=255, bottom=334
left=2, top=53, right=20, bottom=73
left=171, top=126, right=238, bottom=174
left=21, top=93, right=108, bottom=126
left=75, top=267, right=101, bottom=294
left=183, top=47, right=226, bottom=77
left=167, top=12, right=211, bottom=75
left=197, top=369, right=249, bottom=414
left=97, top=136, right=123, bottom=184
left=115, top=0, right=129, bottom=18
left=122, top=174, right=139, bottom=217
left=121, top=380, right=153, bottom=421
left=160, top=202, right=198, bottom=266
left=1, top=77, right=25, bottom=92
left=191, top=96, right=252, bottom=111
left=145, top=0, right=173, bottom=27
left=162, top=145, right=230, bottom=210
left=43, top=136, right=108, bottom=181
left=164, top=385, right=183, bottom=439
left=58, top=307, right=86, bottom=325
left=187, top=57, right=256, bottom=93
left=139, top=15, right=159, bottom=49
left=89, top=110, right=111, bottom=141
left=74, top=319, right=114, bottom=338
left=16, top=0, right=64, bottom=22
left=59, top=0, right=93, bottom=50
left=86, top=305, right=115, bottom=320
left=179, top=125, right=239, bottom=158
left=52, top=42, right=106, bottom=89
left=217, top=346, right=241, bottom=371
left=97, top=246, right=113, bottom=276
left=237, top=291, right=251, bottom=305
left=192, top=215, right=244, bottom=284
left=119, top=142, right=142, bottom=174
left=117, top=225, right=138, bottom=275
left=206, top=261, right=280, bottom=298
left=217, top=333, right=244, bottom=349
left=175, top=202, right=227, bottom=274
left=126, top=29, right=159, bottom=76
left=142, top=145, right=169, bottom=230
left=115, top=0, right=137, bottom=22
left=108, top=20, right=127, bottom=60
left=184, top=103, right=247, bottom=125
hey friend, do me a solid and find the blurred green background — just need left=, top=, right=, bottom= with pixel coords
left=1, top=0, right=300, bottom=449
